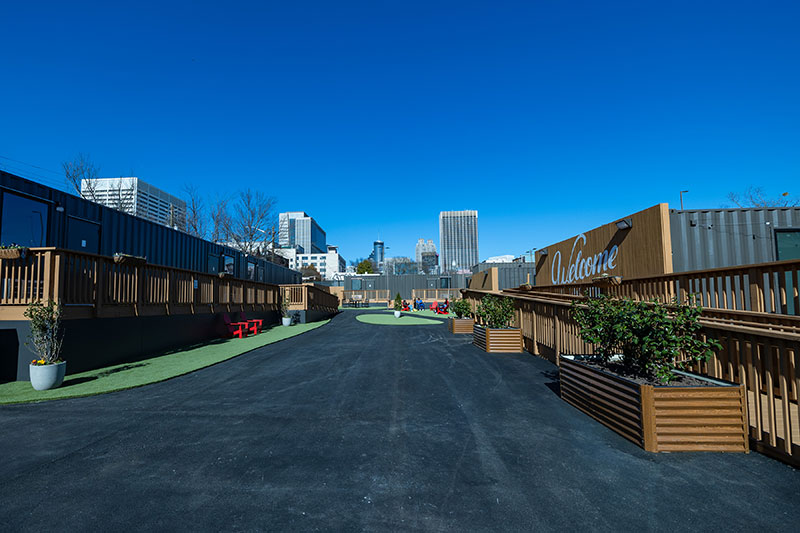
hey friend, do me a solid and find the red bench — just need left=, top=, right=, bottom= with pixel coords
left=223, top=314, right=250, bottom=339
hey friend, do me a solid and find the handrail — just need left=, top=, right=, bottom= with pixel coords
left=0, top=248, right=284, bottom=320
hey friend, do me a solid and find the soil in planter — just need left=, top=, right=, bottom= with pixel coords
left=580, top=360, right=716, bottom=387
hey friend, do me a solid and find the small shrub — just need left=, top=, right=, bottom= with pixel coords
left=475, top=294, right=515, bottom=329
left=451, top=299, right=472, bottom=319
left=393, top=293, right=402, bottom=312
left=571, top=295, right=721, bottom=383
left=280, top=296, right=291, bottom=318
left=24, top=300, right=64, bottom=365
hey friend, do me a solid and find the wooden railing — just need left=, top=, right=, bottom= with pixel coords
left=280, top=284, right=339, bottom=314
left=530, top=258, right=800, bottom=315
left=342, top=290, right=390, bottom=303
left=411, top=288, right=463, bottom=301
left=0, top=248, right=283, bottom=320
left=462, top=288, right=800, bottom=467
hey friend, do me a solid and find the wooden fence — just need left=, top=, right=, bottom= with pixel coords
left=411, top=288, right=463, bottom=301
left=0, top=248, right=315, bottom=320
left=341, top=290, right=390, bottom=304
left=280, top=284, right=340, bottom=314
left=530, top=258, right=800, bottom=315
left=462, top=288, right=800, bottom=467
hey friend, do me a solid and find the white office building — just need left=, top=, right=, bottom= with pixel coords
left=415, top=238, right=437, bottom=265
left=275, top=245, right=347, bottom=281
left=278, top=211, right=327, bottom=254
left=81, top=177, right=187, bottom=230
left=439, top=210, right=479, bottom=273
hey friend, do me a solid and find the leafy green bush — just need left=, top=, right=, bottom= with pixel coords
left=451, top=298, right=472, bottom=319
left=393, top=293, right=403, bottom=311
left=280, top=296, right=291, bottom=318
left=475, top=294, right=515, bottom=329
left=571, top=295, right=720, bottom=383
left=24, top=300, right=64, bottom=365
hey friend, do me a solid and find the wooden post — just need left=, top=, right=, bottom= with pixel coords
left=640, top=385, right=657, bottom=452
left=748, top=268, right=764, bottom=313
left=95, top=257, right=106, bottom=317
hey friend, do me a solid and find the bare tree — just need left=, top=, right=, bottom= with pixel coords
left=728, top=187, right=799, bottom=208
left=63, top=154, right=101, bottom=201
left=209, top=196, right=231, bottom=244
left=224, top=189, right=277, bottom=256
left=183, top=184, right=207, bottom=239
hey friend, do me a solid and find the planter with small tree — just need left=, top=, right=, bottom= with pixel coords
left=393, top=293, right=402, bottom=318
left=563, top=295, right=749, bottom=453
left=281, top=296, right=292, bottom=326
left=0, top=243, right=29, bottom=260
left=473, top=295, right=523, bottom=353
left=448, top=298, right=474, bottom=334
left=25, top=300, right=66, bottom=391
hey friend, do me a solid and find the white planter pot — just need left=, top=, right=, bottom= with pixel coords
left=29, top=361, right=66, bottom=391
left=282, top=316, right=292, bottom=326
left=394, top=310, right=401, bottom=318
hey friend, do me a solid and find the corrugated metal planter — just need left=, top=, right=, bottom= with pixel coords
left=559, top=356, right=749, bottom=453
left=448, top=317, right=474, bottom=334
left=473, top=324, right=523, bottom=353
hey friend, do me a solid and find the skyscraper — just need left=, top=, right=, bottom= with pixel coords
left=278, top=211, right=327, bottom=254
left=373, top=240, right=385, bottom=271
left=439, top=210, right=479, bottom=273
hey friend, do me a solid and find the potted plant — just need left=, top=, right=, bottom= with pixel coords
left=24, top=300, right=66, bottom=391
left=0, top=243, right=29, bottom=260
left=448, top=298, right=474, bottom=334
left=562, top=295, right=749, bottom=453
left=472, top=294, right=523, bottom=353
left=113, top=253, right=147, bottom=266
left=281, top=296, right=292, bottom=326
left=393, top=293, right=402, bottom=318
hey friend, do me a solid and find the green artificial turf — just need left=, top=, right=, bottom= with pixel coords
left=0, top=320, right=329, bottom=405
left=356, top=312, right=444, bottom=326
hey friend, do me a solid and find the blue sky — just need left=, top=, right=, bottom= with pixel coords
left=1, top=1, right=798, bottom=263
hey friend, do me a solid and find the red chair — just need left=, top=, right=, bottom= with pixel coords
left=239, top=312, right=262, bottom=335
left=223, top=313, right=250, bottom=339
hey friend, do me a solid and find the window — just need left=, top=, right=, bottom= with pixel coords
left=0, top=191, right=49, bottom=247
left=440, top=277, right=451, bottom=289
left=776, top=230, right=800, bottom=260
left=247, top=261, right=256, bottom=280
left=351, top=279, right=362, bottom=290
left=208, top=254, right=220, bottom=274
left=222, top=255, right=235, bottom=275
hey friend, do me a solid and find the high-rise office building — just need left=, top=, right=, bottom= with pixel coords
left=372, top=240, right=385, bottom=271
left=439, top=210, right=479, bottom=273
left=82, top=177, right=187, bottom=230
left=278, top=211, right=327, bottom=254
left=415, top=238, right=437, bottom=265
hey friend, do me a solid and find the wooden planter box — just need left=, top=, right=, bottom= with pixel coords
left=448, top=317, right=474, bottom=334
left=473, top=324, right=523, bottom=353
left=0, top=247, right=27, bottom=260
left=559, top=356, right=749, bottom=453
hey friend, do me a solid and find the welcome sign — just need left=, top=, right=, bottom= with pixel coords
left=534, top=204, right=673, bottom=286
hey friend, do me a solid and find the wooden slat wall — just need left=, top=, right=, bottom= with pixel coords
left=559, top=358, right=644, bottom=446
left=650, top=386, right=749, bottom=453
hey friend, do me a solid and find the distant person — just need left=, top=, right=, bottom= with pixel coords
left=443, top=298, right=449, bottom=311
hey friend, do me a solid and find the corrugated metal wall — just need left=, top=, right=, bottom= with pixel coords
left=344, top=273, right=469, bottom=299
left=670, top=207, right=800, bottom=272
left=472, top=262, right=538, bottom=289
left=0, top=170, right=300, bottom=284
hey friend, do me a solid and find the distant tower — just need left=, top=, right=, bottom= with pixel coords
left=439, top=210, right=478, bottom=273
left=373, top=240, right=385, bottom=271
left=278, top=211, right=327, bottom=253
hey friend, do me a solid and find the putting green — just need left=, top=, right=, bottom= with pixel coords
left=0, top=320, right=329, bottom=405
left=356, top=313, right=443, bottom=325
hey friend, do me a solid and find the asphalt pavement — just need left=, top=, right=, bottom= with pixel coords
left=1, top=309, right=798, bottom=531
